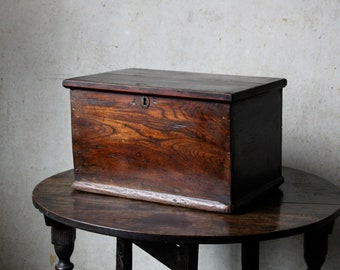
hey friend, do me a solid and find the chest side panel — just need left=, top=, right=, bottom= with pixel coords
left=71, top=90, right=231, bottom=203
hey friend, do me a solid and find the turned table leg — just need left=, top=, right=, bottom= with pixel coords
left=304, top=221, right=334, bottom=270
left=241, top=240, right=259, bottom=270
left=45, top=217, right=76, bottom=270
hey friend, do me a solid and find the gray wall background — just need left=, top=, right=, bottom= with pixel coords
left=1, top=0, right=339, bottom=269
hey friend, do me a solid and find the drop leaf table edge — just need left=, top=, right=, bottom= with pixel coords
left=32, top=167, right=340, bottom=270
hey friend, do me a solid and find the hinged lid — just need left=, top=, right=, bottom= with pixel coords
left=63, top=68, right=287, bottom=102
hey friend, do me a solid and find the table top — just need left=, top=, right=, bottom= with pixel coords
left=32, top=167, right=340, bottom=244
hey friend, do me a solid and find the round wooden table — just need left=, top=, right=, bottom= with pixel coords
left=32, top=167, right=340, bottom=270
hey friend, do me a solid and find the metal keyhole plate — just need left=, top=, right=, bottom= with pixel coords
left=141, top=96, right=150, bottom=109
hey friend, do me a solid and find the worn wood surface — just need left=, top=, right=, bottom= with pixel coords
left=32, top=167, right=340, bottom=244
left=71, top=90, right=231, bottom=210
left=63, top=68, right=287, bottom=102
left=66, top=69, right=286, bottom=213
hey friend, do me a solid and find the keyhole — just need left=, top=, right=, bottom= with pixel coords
left=140, top=96, right=150, bottom=109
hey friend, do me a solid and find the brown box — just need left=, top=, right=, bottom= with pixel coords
left=63, top=68, right=287, bottom=213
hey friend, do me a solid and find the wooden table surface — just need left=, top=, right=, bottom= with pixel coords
left=32, top=167, right=340, bottom=269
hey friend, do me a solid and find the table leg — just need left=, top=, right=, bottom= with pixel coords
left=175, top=243, right=199, bottom=270
left=45, top=217, right=76, bottom=270
left=304, top=221, right=334, bottom=270
left=241, top=241, right=259, bottom=270
left=116, top=238, right=133, bottom=270
left=130, top=240, right=199, bottom=270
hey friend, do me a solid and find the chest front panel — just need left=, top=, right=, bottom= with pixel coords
left=71, top=90, right=231, bottom=203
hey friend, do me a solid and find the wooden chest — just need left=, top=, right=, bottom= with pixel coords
left=63, top=68, right=287, bottom=213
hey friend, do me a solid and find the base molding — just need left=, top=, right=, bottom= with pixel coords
left=72, top=181, right=231, bottom=213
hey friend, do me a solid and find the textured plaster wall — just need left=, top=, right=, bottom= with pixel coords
left=0, top=0, right=339, bottom=269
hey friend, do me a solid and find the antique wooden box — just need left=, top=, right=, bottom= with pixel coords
left=63, top=68, right=287, bottom=213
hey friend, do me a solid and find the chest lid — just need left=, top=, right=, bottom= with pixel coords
left=63, top=68, right=287, bottom=102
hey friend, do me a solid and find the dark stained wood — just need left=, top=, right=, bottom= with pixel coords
left=230, top=88, right=283, bottom=209
left=45, top=217, right=76, bottom=270
left=116, top=238, right=132, bottom=270
left=241, top=241, right=259, bottom=270
left=71, top=90, right=232, bottom=212
left=304, top=221, right=334, bottom=270
left=134, top=241, right=198, bottom=270
left=32, top=167, right=340, bottom=269
left=63, top=68, right=287, bottom=102
left=33, top=167, right=340, bottom=243
left=65, top=68, right=287, bottom=213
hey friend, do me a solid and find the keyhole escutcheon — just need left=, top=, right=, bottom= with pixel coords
left=140, top=96, right=150, bottom=109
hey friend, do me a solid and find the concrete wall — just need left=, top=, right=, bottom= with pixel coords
left=1, top=0, right=339, bottom=269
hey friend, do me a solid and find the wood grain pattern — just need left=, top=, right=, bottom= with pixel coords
left=64, top=69, right=287, bottom=213
left=32, top=167, right=340, bottom=244
left=71, top=90, right=231, bottom=204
